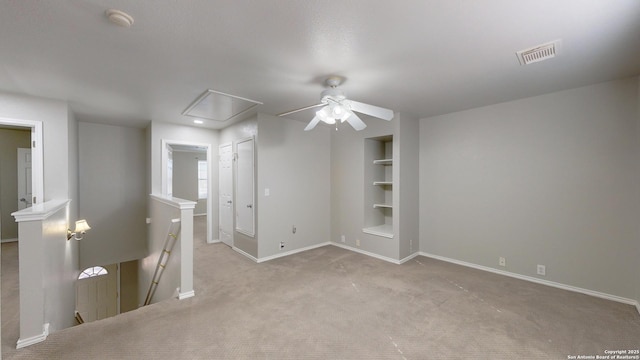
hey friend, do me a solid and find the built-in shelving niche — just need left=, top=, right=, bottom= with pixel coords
left=363, top=135, right=393, bottom=239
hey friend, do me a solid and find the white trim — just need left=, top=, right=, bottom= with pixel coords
left=398, top=251, right=420, bottom=264
left=257, top=242, right=331, bottom=263
left=178, top=290, right=195, bottom=300
left=331, top=243, right=401, bottom=264
left=193, top=213, right=207, bottom=217
left=1, top=238, right=18, bottom=243
left=12, top=199, right=70, bottom=222
left=232, top=246, right=259, bottom=263
left=16, top=323, right=49, bottom=349
left=419, top=252, right=640, bottom=311
left=207, top=239, right=221, bottom=244
left=149, top=194, right=196, bottom=210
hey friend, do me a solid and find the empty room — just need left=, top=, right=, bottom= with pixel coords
left=0, top=1, right=639, bottom=359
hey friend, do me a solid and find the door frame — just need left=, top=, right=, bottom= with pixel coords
left=161, top=139, right=214, bottom=243
left=0, top=117, right=43, bottom=207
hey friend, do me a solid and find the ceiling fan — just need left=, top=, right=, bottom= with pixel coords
left=277, top=76, right=394, bottom=131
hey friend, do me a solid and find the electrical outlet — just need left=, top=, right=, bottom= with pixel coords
left=280, top=241, right=285, bottom=250
left=537, top=264, right=546, bottom=276
left=356, top=238, right=360, bottom=247
left=341, top=235, right=345, bottom=243
left=499, top=257, right=506, bottom=267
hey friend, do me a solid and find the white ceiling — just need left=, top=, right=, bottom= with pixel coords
left=1, top=0, right=639, bottom=129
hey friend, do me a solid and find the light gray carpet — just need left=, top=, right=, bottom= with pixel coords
left=2, top=216, right=639, bottom=359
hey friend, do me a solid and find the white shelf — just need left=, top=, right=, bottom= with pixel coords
left=362, top=224, right=394, bottom=239
left=373, top=204, right=392, bottom=209
left=373, top=181, right=392, bottom=186
left=373, top=159, right=392, bottom=165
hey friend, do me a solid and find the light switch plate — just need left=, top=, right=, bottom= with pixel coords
left=264, top=188, right=270, bottom=196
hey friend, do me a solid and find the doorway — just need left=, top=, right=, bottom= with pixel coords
left=161, top=140, right=214, bottom=243
left=75, top=264, right=118, bottom=323
left=0, top=129, right=31, bottom=243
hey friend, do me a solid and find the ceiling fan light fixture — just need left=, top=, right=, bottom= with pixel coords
left=316, top=107, right=336, bottom=124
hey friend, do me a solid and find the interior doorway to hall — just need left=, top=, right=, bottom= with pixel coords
left=0, top=122, right=34, bottom=356
left=162, top=140, right=214, bottom=244
left=0, top=125, right=31, bottom=356
left=0, top=126, right=31, bottom=244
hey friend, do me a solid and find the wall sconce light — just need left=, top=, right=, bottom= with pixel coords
left=68, top=219, right=91, bottom=241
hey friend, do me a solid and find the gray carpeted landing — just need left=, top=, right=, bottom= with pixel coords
left=2, top=217, right=639, bottom=359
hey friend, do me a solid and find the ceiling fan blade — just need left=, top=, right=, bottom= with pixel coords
left=344, top=111, right=367, bottom=131
left=304, top=116, right=322, bottom=131
left=278, top=103, right=325, bottom=117
left=348, top=100, right=394, bottom=121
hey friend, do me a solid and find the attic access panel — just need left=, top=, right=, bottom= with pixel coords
left=182, top=89, right=262, bottom=122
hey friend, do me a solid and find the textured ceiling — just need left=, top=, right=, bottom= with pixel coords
left=1, top=0, right=639, bottom=129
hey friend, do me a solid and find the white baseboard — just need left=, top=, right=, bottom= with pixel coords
left=16, top=323, right=49, bottom=349
left=207, top=239, right=221, bottom=244
left=178, top=290, right=195, bottom=300
left=420, top=252, right=640, bottom=313
left=257, top=242, right=331, bottom=263
left=232, top=247, right=259, bottom=263
left=331, top=242, right=403, bottom=264
left=194, top=213, right=206, bottom=217
left=1, top=238, right=18, bottom=243
left=399, top=251, right=420, bottom=264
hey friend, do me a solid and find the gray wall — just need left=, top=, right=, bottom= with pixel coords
left=419, top=77, right=640, bottom=301
left=220, top=117, right=258, bottom=257
left=172, top=150, right=207, bottom=215
left=396, top=113, right=420, bottom=259
left=0, top=128, right=30, bottom=240
left=256, top=114, right=331, bottom=259
left=78, top=122, right=147, bottom=268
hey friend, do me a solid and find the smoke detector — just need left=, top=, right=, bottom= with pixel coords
left=105, top=9, right=134, bottom=28
left=516, top=39, right=562, bottom=65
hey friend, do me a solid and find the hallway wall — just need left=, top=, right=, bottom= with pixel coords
left=78, top=122, right=147, bottom=268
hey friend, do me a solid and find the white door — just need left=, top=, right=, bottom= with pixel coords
left=235, top=138, right=255, bottom=237
left=17, top=148, right=32, bottom=210
left=219, top=143, right=233, bottom=247
left=76, top=264, right=118, bottom=323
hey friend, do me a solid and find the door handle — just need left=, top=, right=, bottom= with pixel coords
left=247, top=204, right=252, bottom=209
left=227, top=200, right=232, bottom=204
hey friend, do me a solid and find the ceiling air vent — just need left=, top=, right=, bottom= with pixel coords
left=516, top=39, right=562, bottom=65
